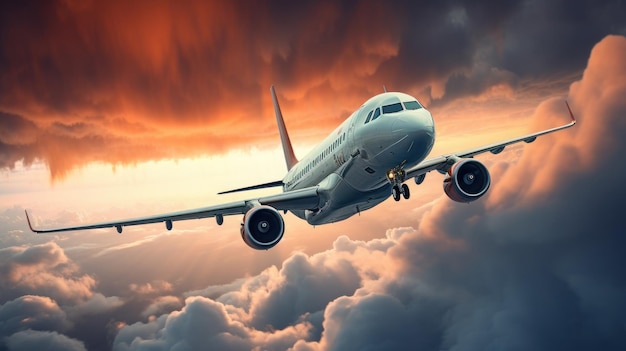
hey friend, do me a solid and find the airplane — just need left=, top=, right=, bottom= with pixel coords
left=26, top=86, right=576, bottom=249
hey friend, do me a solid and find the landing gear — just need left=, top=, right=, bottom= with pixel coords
left=401, top=184, right=410, bottom=199
left=392, top=184, right=410, bottom=201
left=392, top=185, right=401, bottom=201
left=388, top=162, right=410, bottom=201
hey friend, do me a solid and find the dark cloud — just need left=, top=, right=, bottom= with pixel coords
left=0, top=241, right=125, bottom=351
left=1, top=0, right=623, bottom=178
left=115, top=296, right=313, bottom=351
left=0, top=295, right=71, bottom=336
left=501, top=0, right=626, bottom=77
left=4, top=330, right=86, bottom=351
left=244, top=252, right=361, bottom=330
left=0, top=113, right=39, bottom=170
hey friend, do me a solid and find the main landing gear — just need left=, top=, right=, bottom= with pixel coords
left=391, top=183, right=410, bottom=201
left=387, top=163, right=410, bottom=201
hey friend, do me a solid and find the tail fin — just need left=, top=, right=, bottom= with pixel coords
left=271, top=86, right=298, bottom=170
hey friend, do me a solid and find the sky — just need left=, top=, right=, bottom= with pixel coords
left=1, top=0, right=626, bottom=350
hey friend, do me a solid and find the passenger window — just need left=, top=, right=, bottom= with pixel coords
left=371, top=108, right=381, bottom=121
left=365, top=110, right=373, bottom=124
left=382, top=102, right=403, bottom=114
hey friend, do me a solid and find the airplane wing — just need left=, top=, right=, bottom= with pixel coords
left=26, top=186, right=321, bottom=234
left=405, top=101, right=576, bottom=179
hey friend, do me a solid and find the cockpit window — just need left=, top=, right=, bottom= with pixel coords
left=404, top=100, right=422, bottom=110
left=371, top=107, right=381, bottom=121
left=382, top=102, right=403, bottom=114
left=364, top=110, right=373, bottom=124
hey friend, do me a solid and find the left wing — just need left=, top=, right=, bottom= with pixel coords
left=26, top=186, right=321, bottom=234
left=406, top=101, right=576, bottom=179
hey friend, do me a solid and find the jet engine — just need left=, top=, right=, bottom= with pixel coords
left=240, top=206, right=285, bottom=250
left=443, top=159, right=491, bottom=203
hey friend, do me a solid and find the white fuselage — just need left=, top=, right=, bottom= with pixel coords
left=283, top=92, right=435, bottom=225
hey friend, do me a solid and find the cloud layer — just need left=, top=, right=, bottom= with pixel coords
left=111, top=35, right=626, bottom=351
left=1, top=0, right=624, bottom=178
left=1, top=2, right=626, bottom=350
left=0, top=242, right=116, bottom=350
left=0, top=32, right=624, bottom=351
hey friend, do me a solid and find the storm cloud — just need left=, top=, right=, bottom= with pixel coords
left=1, top=0, right=624, bottom=179
left=1, top=2, right=626, bottom=350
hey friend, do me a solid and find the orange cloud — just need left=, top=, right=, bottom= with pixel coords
left=0, top=1, right=547, bottom=180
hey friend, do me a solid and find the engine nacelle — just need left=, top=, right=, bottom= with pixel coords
left=240, top=206, right=285, bottom=250
left=443, top=159, right=491, bottom=203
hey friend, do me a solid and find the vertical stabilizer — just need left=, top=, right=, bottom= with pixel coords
left=271, top=86, right=298, bottom=170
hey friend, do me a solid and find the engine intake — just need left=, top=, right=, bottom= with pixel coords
left=240, top=206, right=285, bottom=250
left=443, top=159, right=491, bottom=202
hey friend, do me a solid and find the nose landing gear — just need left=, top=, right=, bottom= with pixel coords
left=387, top=162, right=410, bottom=201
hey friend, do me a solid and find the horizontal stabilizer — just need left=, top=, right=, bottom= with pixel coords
left=218, top=180, right=284, bottom=195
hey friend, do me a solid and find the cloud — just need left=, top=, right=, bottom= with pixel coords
left=0, top=112, right=39, bottom=171
left=129, top=280, right=174, bottom=296
left=66, top=293, right=124, bottom=317
left=140, top=296, right=182, bottom=320
left=0, top=242, right=96, bottom=304
left=0, top=241, right=126, bottom=351
left=1, top=4, right=625, bottom=351
left=112, top=232, right=397, bottom=350
left=1, top=1, right=623, bottom=179
left=115, top=296, right=313, bottom=351
left=113, top=35, right=626, bottom=351
left=4, top=329, right=86, bottom=351
left=241, top=252, right=362, bottom=330
left=0, top=295, right=71, bottom=336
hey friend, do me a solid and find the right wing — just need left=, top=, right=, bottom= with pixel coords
left=405, top=101, right=576, bottom=180
left=26, top=186, right=321, bottom=234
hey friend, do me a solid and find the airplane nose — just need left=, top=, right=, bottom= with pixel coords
left=391, top=118, right=414, bottom=133
left=390, top=110, right=435, bottom=163
left=392, top=111, right=434, bottom=137
left=364, top=109, right=435, bottom=168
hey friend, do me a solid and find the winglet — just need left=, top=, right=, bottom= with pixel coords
left=25, top=210, right=39, bottom=233
left=271, top=86, right=298, bottom=170
left=565, top=100, right=576, bottom=124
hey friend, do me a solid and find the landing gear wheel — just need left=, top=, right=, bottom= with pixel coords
left=392, top=185, right=401, bottom=201
left=401, top=184, right=410, bottom=199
